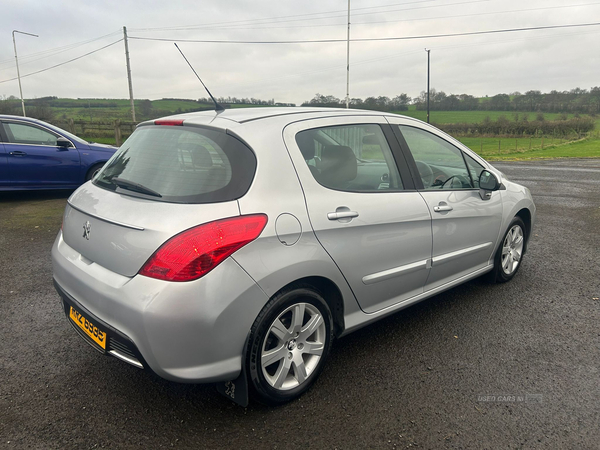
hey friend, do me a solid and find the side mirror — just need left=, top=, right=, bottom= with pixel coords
left=479, top=170, right=499, bottom=200
left=56, top=137, right=72, bottom=148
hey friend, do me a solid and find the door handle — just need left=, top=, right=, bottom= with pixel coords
left=327, top=210, right=359, bottom=220
left=433, top=203, right=453, bottom=213
left=9, top=151, right=27, bottom=157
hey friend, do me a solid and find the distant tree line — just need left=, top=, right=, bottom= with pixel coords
left=301, top=93, right=411, bottom=111
left=301, top=87, right=600, bottom=114
left=198, top=97, right=296, bottom=107
left=414, top=87, right=600, bottom=114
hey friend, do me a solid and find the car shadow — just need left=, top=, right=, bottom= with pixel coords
left=0, top=189, right=73, bottom=203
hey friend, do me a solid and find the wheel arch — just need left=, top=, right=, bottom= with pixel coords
left=85, top=161, right=106, bottom=181
left=515, top=207, right=532, bottom=253
left=275, top=276, right=346, bottom=337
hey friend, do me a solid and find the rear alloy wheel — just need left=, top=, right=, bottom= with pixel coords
left=491, top=216, right=526, bottom=283
left=247, top=287, right=333, bottom=405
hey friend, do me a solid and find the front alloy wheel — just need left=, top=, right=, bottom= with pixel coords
left=501, top=224, right=524, bottom=276
left=248, top=286, right=333, bottom=405
left=491, top=216, right=527, bottom=283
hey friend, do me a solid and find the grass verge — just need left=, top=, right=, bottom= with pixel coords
left=461, top=137, right=600, bottom=160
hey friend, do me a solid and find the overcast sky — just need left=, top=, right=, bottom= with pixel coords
left=0, top=0, right=599, bottom=104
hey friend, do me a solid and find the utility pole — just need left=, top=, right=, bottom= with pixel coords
left=123, top=26, right=136, bottom=122
left=12, top=30, right=38, bottom=117
left=345, top=0, right=350, bottom=109
left=425, top=48, right=430, bottom=124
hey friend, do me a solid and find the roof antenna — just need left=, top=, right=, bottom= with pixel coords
left=174, top=42, right=224, bottom=112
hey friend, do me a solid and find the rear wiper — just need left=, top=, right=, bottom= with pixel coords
left=111, top=177, right=162, bottom=198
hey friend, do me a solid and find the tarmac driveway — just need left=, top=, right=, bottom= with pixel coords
left=1, top=159, right=599, bottom=449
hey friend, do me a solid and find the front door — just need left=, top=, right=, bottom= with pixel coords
left=284, top=117, right=432, bottom=314
left=2, top=121, right=80, bottom=187
left=391, top=122, right=503, bottom=290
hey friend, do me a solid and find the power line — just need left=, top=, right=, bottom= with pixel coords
left=129, top=0, right=445, bottom=31
left=129, top=22, right=600, bottom=44
left=354, top=2, right=600, bottom=27
left=0, top=39, right=123, bottom=85
left=0, top=30, right=122, bottom=69
left=130, top=0, right=489, bottom=32
left=188, top=2, right=600, bottom=31
left=139, top=25, right=600, bottom=99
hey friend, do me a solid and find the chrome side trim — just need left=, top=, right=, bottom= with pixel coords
left=109, top=349, right=144, bottom=369
left=432, top=242, right=492, bottom=265
left=362, top=259, right=429, bottom=285
left=341, top=264, right=494, bottom=337
left=67, top=200, right=145, bottom=231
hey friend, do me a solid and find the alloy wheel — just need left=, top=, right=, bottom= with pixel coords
left=260, top=302, right=326, bottom=391
left=501, top=224, right=524, bottom=275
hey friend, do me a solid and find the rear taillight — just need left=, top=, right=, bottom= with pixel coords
left=139, top=214, right=268, bottom=282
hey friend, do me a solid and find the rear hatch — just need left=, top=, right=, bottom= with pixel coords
left=62, top=122, right=256, bottom=277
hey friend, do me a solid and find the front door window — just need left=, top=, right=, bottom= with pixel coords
left=399, top=126, right=473, bottom=190
left=3, top=122, right=59, bottom=146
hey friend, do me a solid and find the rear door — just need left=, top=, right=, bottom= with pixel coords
left=284, top=116, right=432, bottom=314
left=1, top=120, right=80, bottom=187
left=388, top=119, right=503, bottom=290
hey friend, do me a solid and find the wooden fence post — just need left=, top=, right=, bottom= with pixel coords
left=541, top=136, right=544, bottom=149
left=114, top=120, right=122, bottom=147
left=68, top=118, right=75, bottom=134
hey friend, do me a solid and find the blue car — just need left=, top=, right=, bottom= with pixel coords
left=0, top=115, right=118, bottom=190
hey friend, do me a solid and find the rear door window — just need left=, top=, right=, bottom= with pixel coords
left=94, top=125, right=256, bottom=203
left=295, top=124, right=404, bottom=192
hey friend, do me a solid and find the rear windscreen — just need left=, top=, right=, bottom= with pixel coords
left=94, top=125, right=256, bottom=203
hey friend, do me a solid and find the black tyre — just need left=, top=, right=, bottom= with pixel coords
left=490, top=216, right=526, bottom=283
left=86, top=163, right=104, bottom=181
left=247, top=285, right=334, bottom=405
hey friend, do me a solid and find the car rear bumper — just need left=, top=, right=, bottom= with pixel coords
left=52, top=231, right=269, bottom=384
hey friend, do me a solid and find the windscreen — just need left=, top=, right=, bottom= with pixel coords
left=94, top=125, right=256, bottom=203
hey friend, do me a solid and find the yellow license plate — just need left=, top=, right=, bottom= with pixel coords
left=69, top=306, right=107, bottom=349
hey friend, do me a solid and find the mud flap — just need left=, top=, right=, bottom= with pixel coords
left=216, top=364, right=249, bottom=407
left=216, top=332, right=251, bottom=407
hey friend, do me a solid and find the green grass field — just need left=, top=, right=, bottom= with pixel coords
left=458, top=136, right=600, bottom=160
left=48, top=98, right=215, bottom=122
left=31, top=98, right=270, bottom=122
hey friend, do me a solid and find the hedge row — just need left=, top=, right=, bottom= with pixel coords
left=436, top=117, right=595, bottom=136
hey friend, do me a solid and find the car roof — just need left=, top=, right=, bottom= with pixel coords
left=143, top=107, right=396, bottom=128
left=0, top=114, right=46, bottom=124
left=199, top=107, right=386, bottom=124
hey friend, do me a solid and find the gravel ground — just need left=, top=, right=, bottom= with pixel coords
left=1, top=159, right=599, bottom=449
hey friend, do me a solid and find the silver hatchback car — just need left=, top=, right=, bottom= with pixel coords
left=52, top=107, right=535, bottom=405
